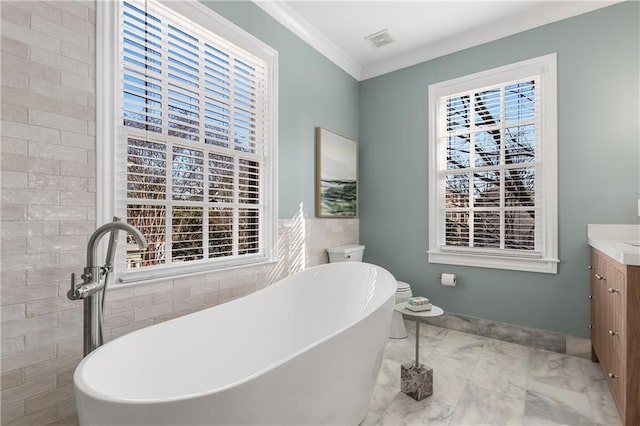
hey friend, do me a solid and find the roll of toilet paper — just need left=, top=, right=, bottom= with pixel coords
left=441, top=273, right=457, bottom=287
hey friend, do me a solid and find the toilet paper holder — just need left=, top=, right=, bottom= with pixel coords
left=438, top=273, right=457, bottom=286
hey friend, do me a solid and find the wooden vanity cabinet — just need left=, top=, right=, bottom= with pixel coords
left=590, top=248, right=640, bottom=425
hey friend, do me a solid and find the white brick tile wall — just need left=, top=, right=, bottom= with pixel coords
left=25, top=353, right=81, bottom=384
left=26, top=296, right=77, bottom=318
left=59, top=71, right=93, bottom=93
left=26, top=206, right=86, bottom=223
left=2, top=238, right=28, bottom=255
left=26, top=267, right=71, bottom=285
left=1, top=369, right=26, bottom=389
left=8, top=405, right=58, bottom=426
left=25, top=383, right=75, bottom=415
left=59, top=191, right=94, bottom=207
left=0, top=20, right=60, bottom=52
left=29, top=46, right=90, bottom=76
left=2, top=312, right=59, bottom=340
left=28, top=142, right=87, bottom=163
left=2, top=284, right=59, bottom=306
left=3, top=189, right=59, bottom=206
left=3, top=51, right=61, bottom=83
left=1, top=36, right=29, bottom=58
left=0, top=272, right=26, bottom=290
left=1, top=345, right=57, bottom=374
left=1, top=171, right=28, bottom=188
left=30, top=174, right=88, bottom=191
left=8, top=2, right=63, bottom=24
left=2, top=87, right=59, bottom=114
left=2, top=121, right=61, bottom=144
left=30, top=16, right=89, bottom=48
left=0, top=3, right=31, bottom=27
left=1, top=221, right=59, bottom=239
left=29, top=110, right=87, bottom=134
left=1, top=206, right=28, bottom=223
left=1, top=304, right=26, bottom=323
left=57, top=309, right=82, bottom=328
left=1, top=376, right=57, bottom=406
left=55, top=399, right=76, bottom=421
left=1, top=71, right=28, bottom=90
left=56, top=250, right=85, bottom=268
left=2, top=337, right=26, bottom=356
left=59, top=161, right=94, bottom=178
left=1, top=400, right=25, bottom=423
left=25, top=323, right=82, bottom=349
left=59, top=41, right=93, bottom=65
left=61, top=12, right=93, bottom=37
left=1, top=156, right=59, bottom=178
left=1, top=137, right=28, bottom=155
left=29, top=77, right=87, bottom=105
left=2, top=253, right=59, bottom=271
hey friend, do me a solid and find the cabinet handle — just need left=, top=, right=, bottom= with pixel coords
left=588, top=295, right=593, bottom=300
left=608, top=330, right=619, bottom=336
left=595, top=274, right=605, bottom=280
left=588, top=265, right=593, bottom=270
left=608, top=288, right=619, bottom=293
left=589, top=324, right=594, bottom=329
left=608, top=372, right=618, bottom=379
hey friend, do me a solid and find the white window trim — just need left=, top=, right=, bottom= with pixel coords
left=427, top=54, right=558, bottom=274
left=97, top=1, right=278, bottom=284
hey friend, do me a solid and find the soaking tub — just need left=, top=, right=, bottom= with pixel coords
left=74, top=262, right=397, bottom=425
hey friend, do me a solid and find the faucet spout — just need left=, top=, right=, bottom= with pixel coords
left=86, top=219, right=148, bottom=270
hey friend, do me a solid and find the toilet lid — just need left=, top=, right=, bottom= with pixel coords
left=396, top=281, right=410, bottom=290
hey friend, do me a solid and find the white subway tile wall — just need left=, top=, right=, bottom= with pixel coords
left=0, top=2, right=360, bottom=424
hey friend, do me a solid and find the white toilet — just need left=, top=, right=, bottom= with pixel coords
left=326, top=244, right=366, bottom=263
left=389, top=281, right=412, bottom=339
left=326, top=244, right=412, bottom=339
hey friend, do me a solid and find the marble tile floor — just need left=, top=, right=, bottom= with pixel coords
left=363, top=321, right=622, bottom=426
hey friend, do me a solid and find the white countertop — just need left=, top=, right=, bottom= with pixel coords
left=587, top=224, right=640, bottom=266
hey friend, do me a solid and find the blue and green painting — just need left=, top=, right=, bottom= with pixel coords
left=318, top=129, right=357, bottom=217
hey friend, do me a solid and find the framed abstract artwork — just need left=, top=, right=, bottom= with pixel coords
left=315, top=128, right=357, bottom=217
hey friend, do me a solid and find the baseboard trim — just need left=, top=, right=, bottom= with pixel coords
left=409, top=311, right=591, bottom=359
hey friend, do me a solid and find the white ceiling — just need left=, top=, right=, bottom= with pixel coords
left=253, top=1, right=620, bottom=80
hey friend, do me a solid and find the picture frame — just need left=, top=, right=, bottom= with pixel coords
left=315, top=128, right=358, bottom=218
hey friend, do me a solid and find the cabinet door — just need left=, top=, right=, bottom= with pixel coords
left=591, top=250, right=608, bottom=364
left=605, top=258, right=627, bottom=414
left=607, top=312, right=626, bottom=415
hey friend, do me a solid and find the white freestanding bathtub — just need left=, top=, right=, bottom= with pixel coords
left=74, top=262, right=397, bottom=425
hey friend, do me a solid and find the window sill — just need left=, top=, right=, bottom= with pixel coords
left=428, top=251, right=559, bottom=274
left=114, top=257, right=280, bottom=288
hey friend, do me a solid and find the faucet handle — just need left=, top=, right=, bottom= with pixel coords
left=67, top=272, right=80, bottom=300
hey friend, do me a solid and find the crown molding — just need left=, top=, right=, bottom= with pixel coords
left=254, top=1, right=622, bottom=82
left=253, top=1, right=362, bottom=80
left=361, top=1, right=622, bottom=81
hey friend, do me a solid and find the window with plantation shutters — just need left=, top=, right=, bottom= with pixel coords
left=428, top=55, right=558, bottom=273
left=106, top=0, right=277, bottom=281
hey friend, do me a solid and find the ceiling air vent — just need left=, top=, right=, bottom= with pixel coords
left=365, top=29, right=394, bottom=48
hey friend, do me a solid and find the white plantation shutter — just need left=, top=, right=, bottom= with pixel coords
left=115, top=0, right=276, bottom=279
left=428, top=55, right=558, bottom=273
left=440, top=78, right=540, bottom=254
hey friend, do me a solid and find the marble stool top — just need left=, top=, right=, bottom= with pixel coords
left=395, top=303, right=444, bottom=318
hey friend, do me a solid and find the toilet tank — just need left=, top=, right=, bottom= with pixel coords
left=327, top=244, right=365, bottom=263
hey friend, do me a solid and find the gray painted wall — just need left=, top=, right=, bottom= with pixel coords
left=202, top=1, right=360, bottom=219
left=358, top=2, right=639, bottom=337
left=200, top=1, right=639, bottom=336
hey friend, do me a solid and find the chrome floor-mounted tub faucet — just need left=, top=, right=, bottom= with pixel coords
left=68, top=217, right=147, bottom=356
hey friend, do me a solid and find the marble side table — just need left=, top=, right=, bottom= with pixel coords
left=394, top=303, right=444, bottom=401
